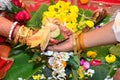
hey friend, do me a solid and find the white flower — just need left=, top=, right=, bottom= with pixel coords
left=0, top=0, right=12, bottom=11
left=41, top=50, right=54, bottom=56
left=18, top=77, right=25, bottom=80
left=104, top=76, right=113, bottom=80
left=84, top=69, right=95, bottom=77
left=59, top=52, right=70, bottom=61
left=40, top=74, right=46, bottom=79
left=48, top=57, right=55, bottom=66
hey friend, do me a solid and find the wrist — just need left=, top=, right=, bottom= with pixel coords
left=73, top=32, right=85, bottom=55
left=78, top=32, right=85, bottom=50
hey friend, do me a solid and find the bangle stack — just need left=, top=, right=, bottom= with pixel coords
left=14, top=25, right=33, bottom=44
left=78, top=33, right=85, bottom=50
left=8, top=21, right=18, bottom=40
left=74, top=32, right=85, bottom=55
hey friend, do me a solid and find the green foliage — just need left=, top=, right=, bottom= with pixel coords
left=84, top=10, right=93, bottom=19
left=67, top=56, right=79, bottom=70
left=10, top=4, right=21, bottom=13
left=96, top=15, right=111, bottom=26
left=26, top=4, right=48, bottom=28
left=89, top=64, right=111, bottom=80
left=109, top=43, right=120, bottom=57
left=77, top=8, right=93, bottom=23
left=55, top=33, right=64, bottom=40
left=70, top=55, right=80, bottom=80
left=50, top=0, right=55, bottom=5
left=80, top=45, right=119, bottom=80
left=81, top=45, right=111, bottom=61
left=4, top=53, right=35, bottom=80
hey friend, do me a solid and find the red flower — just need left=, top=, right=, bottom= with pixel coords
left=12, top=0, right=23, bottom=8
left=15, top=10, right=30, bottom=22
left=0, top=57, right=13, bottom=79
left=90, top=59, right=101, bottom=66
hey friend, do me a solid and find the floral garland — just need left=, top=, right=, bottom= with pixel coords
left=0, top=0, right=120, bottom=80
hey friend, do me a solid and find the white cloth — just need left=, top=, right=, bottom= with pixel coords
left=112, top=12, right=120, bottom=42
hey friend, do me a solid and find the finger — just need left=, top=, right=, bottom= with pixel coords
left=48, top=43, right=73, bottom=52
left=48, top=38, right=74, bottom=52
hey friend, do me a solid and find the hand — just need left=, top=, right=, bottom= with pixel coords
left=47, top=35, right=74, bottom=52
left=113, top=68, right=120, bottom=80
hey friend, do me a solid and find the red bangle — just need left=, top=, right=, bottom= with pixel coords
left=8, top=21, right=18, bottom=40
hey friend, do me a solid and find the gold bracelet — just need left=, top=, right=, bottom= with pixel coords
left=78, top=32, right=85, bottom=50
left=73, top=31, right=82, bottom=55
left=73, top=34, right=77, bottom=55
left=14, top=25, right=33, bottom=44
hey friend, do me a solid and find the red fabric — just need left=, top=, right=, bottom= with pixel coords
left=28, top=0, right=59, bottom=12
left=90, top=0, right=120, bottom=5
left=77, top=0, right=97, bottom=11
left=0, top=57, right=13, bottom=79
left=28, top=0, right=97, bottom=12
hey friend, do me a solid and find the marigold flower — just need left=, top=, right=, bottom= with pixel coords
left=42, top=1, right=79, bottom=33
left=80, top=0, right=89, bottom=4
left=105, top=54, right=116, bottom=64
left=87, top=51, right=97, bottom=58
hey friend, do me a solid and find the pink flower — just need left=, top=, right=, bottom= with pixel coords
left=15, top=10, right=30, bottom=22
left=12, top=0, right=23, bottom=8
left=83, top=61, right=90, bottom=70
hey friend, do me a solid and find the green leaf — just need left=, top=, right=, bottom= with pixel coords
left=70, top=56, right=80, bottom=80
left=109, top=43, right=120, bottom=57
left=67, top=56, right=79, bottom=70
left=50, top=0, right=55, bottom=5
left=80, top=45, right=120, bottom=80
left=55, top=33, right=64, bottom=40
left=107, top=65, right=117, bottom=77
left=84, top=10, right=93, bottom=19
left=77, top=8, right=84, bottom=23
left=72, top=69, right=79, bottom=80
left=4, top=53, right=35, bottom=80
left=26, top=4, right=48, bottom=28
left=81, top=45, right=111, bottom=61
left=90, top=63, right=111, bottom=80
left=10, top=4, right=21, bottom=13
left=96, top=15, right=111, bottom=26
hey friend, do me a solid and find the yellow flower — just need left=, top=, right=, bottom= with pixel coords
left=66, top=22, right=77, bottom=32
left=87, top=51, right=97, bottom=58
left=105, top=54, right=116, bottom=64
left=42, top=1, right=79, bottom=33
left=32, top=74, right=40, bottom=80
left=78, top=66, right=84, bottom=79
left=56, top=1, right=70, bottom=11
left=69, top=5, right=79, bottom=13
left=48, top=5, right=56, bottom=12
left=85, top=20, right=94, bottom=28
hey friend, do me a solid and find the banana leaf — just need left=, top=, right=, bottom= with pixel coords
left=3, top=53, right=41, bottom=80
left=26, top=4, right=48, bottom=28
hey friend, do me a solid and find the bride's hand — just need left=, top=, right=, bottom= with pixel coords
left=48, top=35, right=74, bottom=52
